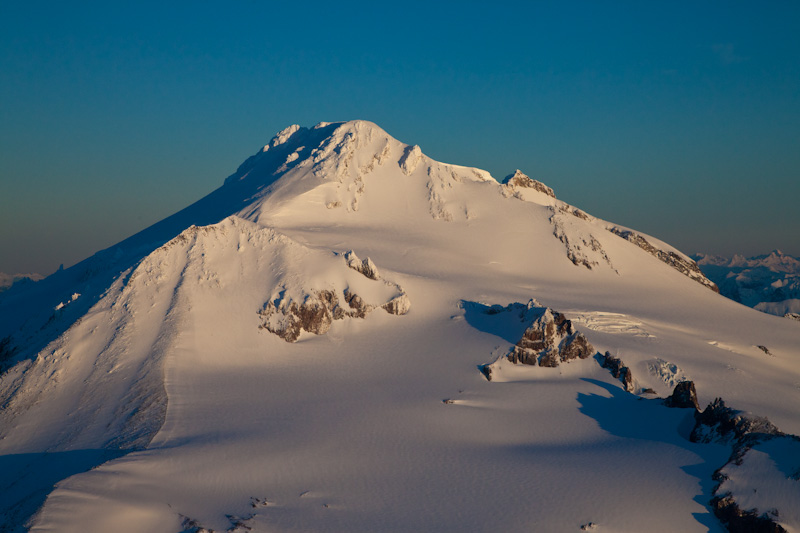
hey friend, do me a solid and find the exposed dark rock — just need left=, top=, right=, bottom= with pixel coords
left=559, top=205, right=590, bottom=221
left=710, top=494, right=786, bottom=533
left=597, top=352, right=634, bottom=392
left=478, top=364, right=493, bottom=381
left=689, top=397, right=793, bottom=532
left=225, top=513, right=254, bottom=532
left=664, top=381, right=700, bottom=410
left=551, top=220, right=598, bottom=270
left=442, top=398, right=455, bottom=405
left=502, top=169, right=555, bottom=198
left=180, top=515, right=215, bottom=533
left=691, top=398, right=782, bottom=447
left=757, top=345, right=772, bottom=356
left=256, top=252, right=409, bottom=341
left=507, top=307, right=595, bottom=367
left=550, top=213, right=614, bottom=271
left=250, top=497, right=270, bottom=508
left=785, top=312, right=800, bottom=321
left=609, top=227, right=719, bottom=293
left=258, top=291, right=337, bottom=342
left=344, top=288, right=371, bottom=318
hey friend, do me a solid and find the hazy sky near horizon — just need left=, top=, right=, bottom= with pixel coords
left=2, top=1, right=799, bottom=275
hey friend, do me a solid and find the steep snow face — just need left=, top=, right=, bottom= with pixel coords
left=236, top=120, right=495, bottom=225
left=1, top=121, right=799, bottom=533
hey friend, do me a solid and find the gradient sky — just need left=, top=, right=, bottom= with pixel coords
left=2, top=1, right=799, bottom=275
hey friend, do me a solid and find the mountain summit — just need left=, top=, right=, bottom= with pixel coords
left=1, top=121, right=798, bottom=532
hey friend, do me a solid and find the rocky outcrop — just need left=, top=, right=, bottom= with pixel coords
left=551, top=212, right=614, bottom=271
left=710, top=495, right=786, bottom=533
left=382, top=293, right=411, bottom=315
left=597, top=352, right=634, bottom=392
left=687, top=395, right=795, bottom=533
left=258, top=284, right=410, bottom=342
left=258, top=290, right=340, bottom=342
left=609, top=227, right=719, bottom=292
left=502, top=170, right=556, bottom=198
left=507, top=305, right=595, bottom=367
left=664, top=380, right=700, bottom=410
left=344, top=250, right=380, bottom=280
left=691, top=398, right=782, bottom=447
left=258, top=250, right=410, bottom=342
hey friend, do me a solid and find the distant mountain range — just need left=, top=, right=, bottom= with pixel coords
left=0, top=272, right=43, bottom=291
left=694, top=250, right=800, bottom=320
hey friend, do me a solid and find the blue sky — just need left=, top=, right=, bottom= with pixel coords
left=2, top=1, right=799, bottom=274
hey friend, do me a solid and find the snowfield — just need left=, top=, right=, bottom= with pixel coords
left=1, top=121, right=799, bottom=532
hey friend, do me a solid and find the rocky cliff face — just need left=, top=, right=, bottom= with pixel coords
left=505, top=302, right=595, bottom=367
left=687, top=394, right=797, bottom=533
left=610, top=227, right=718, bottom=292
left=257, top=251, right=410, bottom=342
left=502, top=170, right=556, bottom=198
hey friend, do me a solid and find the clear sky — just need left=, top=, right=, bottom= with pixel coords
left=2, top=1, right=799, bottom=275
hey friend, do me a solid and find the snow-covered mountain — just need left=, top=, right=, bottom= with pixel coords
left=1, top=121, right=798, bottom=533
left=695, top=250, right=800, bottom=319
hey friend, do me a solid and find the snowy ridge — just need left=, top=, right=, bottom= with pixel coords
left=502, top=169, right=715, bottom=290
left=0, top=121, right=798, bottom=532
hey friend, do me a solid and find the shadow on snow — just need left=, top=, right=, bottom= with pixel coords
left=577, top=378, right=728, bottom=532
left=0, top=449, right=124, bottom=532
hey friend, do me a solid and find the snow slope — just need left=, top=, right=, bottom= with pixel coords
left=1, top=121, right=799, bottom=532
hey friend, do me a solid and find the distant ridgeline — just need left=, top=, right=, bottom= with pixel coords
left=694, top=250, right=800, bottom=320
left=0, top=272, right=43, bottom=292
